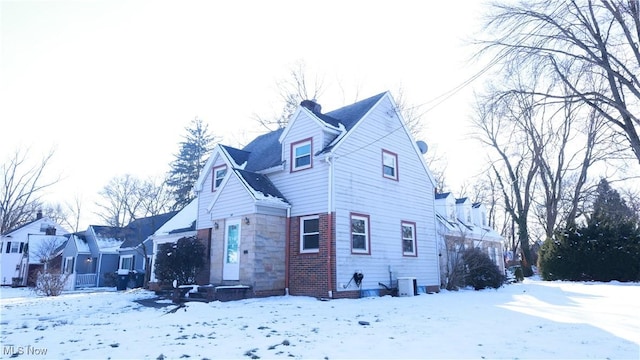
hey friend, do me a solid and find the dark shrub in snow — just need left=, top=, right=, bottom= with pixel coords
left=154, top=236, right=206, bottom=285
left=462, top=247, right=504, bottom=290
left=539, top=179, right=640, bottom=282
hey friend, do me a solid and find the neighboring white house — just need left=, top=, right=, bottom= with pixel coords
left=0, top=212, right=69, bottom=286
left=194, top=91, right=440, bottom=298
left=434, top=192, right=505, bottom=288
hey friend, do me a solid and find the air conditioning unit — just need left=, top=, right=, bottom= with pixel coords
left=397, top=277, right=417, bottom=297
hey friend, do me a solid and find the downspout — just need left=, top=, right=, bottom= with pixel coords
left=96, top=253, right=103, bottom=287
left=326, top=154, right=334, bottom=298
left=285, top=207, right=290, bottom=296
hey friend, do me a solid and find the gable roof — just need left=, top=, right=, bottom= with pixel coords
left=242, top=92, right=387, bottom=172
left=456, top=197, right=469, bottom=204
left=154, top=198, right=198, bottom=236
left=435, top=192, right=451, bottom=200
left=120, top=212, right=178, bottom=249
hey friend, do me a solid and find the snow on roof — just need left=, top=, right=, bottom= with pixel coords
left=235, top=169, right=289, bottom=207
left=154, top=198, right=198, bottom=236
left=73, top=234, right=90, bottom=253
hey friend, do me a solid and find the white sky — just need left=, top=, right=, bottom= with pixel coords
left=1, top=1, right=492, bottom=229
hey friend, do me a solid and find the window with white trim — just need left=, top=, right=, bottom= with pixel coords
left=119, top=255, right=133, bottom=271
left=63, top=257, right=74, bottom=274
left=351, top=214, right=370, bottom=254
left=300, top=216, right=320, bottom=253
left=291, top=139, right=312, bottom=171
left=382, top=150, right=398, bottom=180
left=212, top=165, right=227, bottom=191
left=402, top=221, right=417, bottom=256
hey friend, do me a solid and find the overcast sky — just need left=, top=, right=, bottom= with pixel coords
left=1, top=1, right=493, bottom=229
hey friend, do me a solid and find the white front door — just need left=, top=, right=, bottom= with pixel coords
left=223, top=219, right=241, bottom=280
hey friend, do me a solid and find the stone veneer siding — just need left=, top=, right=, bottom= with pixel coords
left=288, top=213, right=336, bottom=298
left=206, top=214, right=287, bottom=297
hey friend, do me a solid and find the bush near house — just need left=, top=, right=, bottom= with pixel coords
left=462, top=247, right=504, bottom=290
left=154, top=236, right=206, bottom=286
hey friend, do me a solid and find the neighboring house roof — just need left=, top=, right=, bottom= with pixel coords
left=120, top=212, right=178, bottom=249
left=71, top=232, right=91, bottom=253
left=456, top=197, right=468, bottom=204
left=154, top=199, right=198, bottom=236
left=472, top=202, right=482, bottom=208
left=91, top=225, right=125, bottom=253
left=435, top=192, right=451, bottom=200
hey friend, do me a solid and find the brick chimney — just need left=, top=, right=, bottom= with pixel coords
left=36, top=210, right=43, bottom=219
left=300, top=99, right=321, bottom=113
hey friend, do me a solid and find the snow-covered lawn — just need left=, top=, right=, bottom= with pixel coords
left=1, top=278, right=638, bottom=359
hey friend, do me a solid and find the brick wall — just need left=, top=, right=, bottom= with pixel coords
left=288, top=213, right=336, bottom=298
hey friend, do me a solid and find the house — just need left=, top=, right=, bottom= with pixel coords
left=117, top=211, right=178, bottom=287
left=59, top=212, right=176, bottom=289
left=148, top=198, right=198, bottom=290
left=20, top=233, right=68, bottom=286
left=434, top=192, right=505, bottom=288
left=194, top=91, right=441, bottom=299
left=0, top=211, right=69, bottom=286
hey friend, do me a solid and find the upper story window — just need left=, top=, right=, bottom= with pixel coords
left=291, top=138, right=312, bottom=172
left=300, top=215, right=320, bottom=253
left=402, top=221, right=417, bottom=256
left=382, top=150, right=398, bottom=180
left=351, top=213, right=370, bottom=254
left=212, top=165, right=227, bottom=191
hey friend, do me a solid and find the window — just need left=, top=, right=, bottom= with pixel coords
left=212, top=165, right=227, bottom=191
left=382, top=150, right=398, bottom=180
left=402, top=221, right=417, bottom=256
left=63, top=257, right=74, bottom=274
left=119, top=255, right=133, bottom=271
left=300, top=216, right=320, bottom=253
left=9, top=241, right=21, bottom=253
left=351, top=214, right=370, bottom=254
left=291, top=139, right=312, bottom=172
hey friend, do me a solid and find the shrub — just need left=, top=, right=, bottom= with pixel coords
left=154, top=236, right=206, bottom=285
left=462, top=247, right=504, bottom=290
left=33, top=270, right=69, bottom=296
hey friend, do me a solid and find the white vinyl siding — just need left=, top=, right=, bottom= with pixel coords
left=271, top=111, right=328, bottom=217
left=209, top=175, right=256, bottom=220
left=330, top=95, right=439, bottom=291
left=197, top=155, right=227, bottom=230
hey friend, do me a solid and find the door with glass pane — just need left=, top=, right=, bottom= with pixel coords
left=223, top=219, right=240, bottom=280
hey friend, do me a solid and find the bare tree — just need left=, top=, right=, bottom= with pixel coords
left=0, top=148, right=59, bottom=234
left=473, top=87, right=539, bottom=276
left=254, top=60, right=325, bottom=131
left=478, top=0, right=640, bottom=164
left=96, top=175, right=174, bottom=227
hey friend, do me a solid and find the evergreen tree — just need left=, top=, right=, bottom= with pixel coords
left=539, top=179, right=640, bottom=281
left=166, top=118, right=216, bottom=210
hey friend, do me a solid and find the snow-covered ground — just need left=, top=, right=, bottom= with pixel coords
left=1, top=278, right=638, bottom=359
